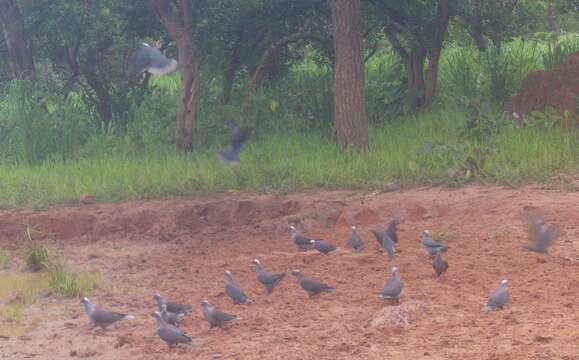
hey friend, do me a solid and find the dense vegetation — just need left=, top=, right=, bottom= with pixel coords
left=0, top=1, right=578, bottom=207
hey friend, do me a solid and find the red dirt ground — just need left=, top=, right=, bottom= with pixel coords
left=0, top=186, right=578, bottom=359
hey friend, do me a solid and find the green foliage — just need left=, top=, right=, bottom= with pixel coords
left=46, top=260, right=97, bottom=298
left=0, top=248, right=10, bottom=269
left=542, top=34, right=579, bottom=69
left=23, top=227, right=50, bottom=273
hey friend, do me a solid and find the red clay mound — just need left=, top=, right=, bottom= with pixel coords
left=506, top=52, right=579, bottom=127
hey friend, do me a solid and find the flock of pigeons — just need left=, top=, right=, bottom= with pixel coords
left=78, top=212, right=558, bottom=349
left=74, top=43, right=561, bottom=350
left=132, top=43, right=250, bottom=165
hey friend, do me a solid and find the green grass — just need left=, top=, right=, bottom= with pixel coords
left=23, top=227, right=50, bottom=272
left=0, top=108, right=576, bottom=209
left=46, top=260, right=98, bottom=297
left=0, top=248, right=9, bottom=269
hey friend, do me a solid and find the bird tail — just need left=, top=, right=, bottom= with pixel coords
left=481, top=306, right=491, bottom=313
left=326, top=287, right=336, bottom=293
left=122, top=315, right=135, bottom=320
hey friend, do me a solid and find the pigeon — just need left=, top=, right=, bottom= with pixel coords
left=290, top=225, right=314, bottom=251
left=160, top=303, right=184, bottom=326
left=310, top=239, right=337, bottom=254
left=432, top=251, right=449, bottom=278
left=201, top=300, right=238, bottom=328
left=347, top=226, right=365, bottom=251
left=370, top=227, right=396, bottom=259
left=291, top=270, right=336, bottom=297
left=379, top=267, right=404, bottom=302
left=132, top=43, right=178, bottom=76
left=80, top=297, right=134, bottom=328
left=225, top=270, right=251, bottom=304
left=385, top=220, right=399, bottom=243
left=482, top=279, right=510, bottom=313
left=218, top=118, right=251, bottom=166
left=154, top=294, right=192, bottom=315
left=421, top=230, right=448, bottom=256
left=522, top=216, right=559, bottom=254
left=252, top=259, right=286, bottom=293
left=152, top=311, right=193, bottom=348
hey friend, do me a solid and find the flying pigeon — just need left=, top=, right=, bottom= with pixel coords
left=522, top=216, right=559, bottom=254
left=421, top=230, right=448, bottom=256
left=379, top=267, right=404, bottom=302
left=218, top=118, right=251, bottom=166
left=290, top=225, right=314, bottom=251
left=132, top=43, right=178, bottom=76
left=201, top=300, right=238, bottom=328
left=80, top=297, right=134, bottom=328
left=370, top=227, right=396, bottom=259
left=152, top=311, right=193, bottom=348
left=347, top=226, right=365, bottom=251
left=310, top=239, right=337, bottom=254
left=252, top=259, right=286, bottom=293
left=482, top=279, right=510, bottom=313
left=225, top=270, right=251, bottom=304
left=432, top=251, right=449, bottom=278
left=160, top=303, right=184, bottom=326
left=291, top=270, right=336, bottom=297
left=154, top=294, right=192, bottom=315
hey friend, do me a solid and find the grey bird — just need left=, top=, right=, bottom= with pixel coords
left=310, top=239, right=337, bottom=254
left=152, top=311, right=193, bottom=348
left=80, top=297, right=134, bottom=328
left=290, top=225, right=314, bottom=251
left=291, top=270, right=336, bottom=297
left=379, top=267, right=404, bottom=302
left=252, top=259, right=286, bottom=293
left=160, top=303, right=184, bottom=326
left=154, top=293, right=192, bottom=315
left=385, top=220, right=399, bottom=243
left=482, top=279, right=510, bottom=313
left=370, top=227, right=396, bottom=259
left=522, top=216, right=559, bottom=254
left=225, top=270, right=251, bottom=304
left=421, top=230, right=448, bottom=256
left=218, top=118, right=251, bottom=166
left=347, top=226, right=365, bottom=251
left=132, top=43, right=177, bottom=76
left=201, top=300, right=238, bottom=328
left=432, top=251, right=449, bottom=278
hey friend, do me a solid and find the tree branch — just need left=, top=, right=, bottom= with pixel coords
left=383, top=24, right=408, bottom=63
left=149, top=0, right=183, bottom=40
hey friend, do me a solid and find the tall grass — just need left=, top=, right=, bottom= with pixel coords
left=46, top=260, right=97, bottom=297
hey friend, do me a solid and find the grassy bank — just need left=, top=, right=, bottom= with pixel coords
left=0, top=108, right=577, bottom=208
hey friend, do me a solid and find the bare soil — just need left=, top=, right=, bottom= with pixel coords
left=0, top=186, right=578, bottom=360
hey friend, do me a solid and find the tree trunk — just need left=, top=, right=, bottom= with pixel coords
left=150, top=0, right=199, bottom=152
left=243, top=28, right=306, bottom=120
left=407, top=50, right=426, bottom=112
left=547, top=6, right=558, bottom=33
left=331, top=0, right=368, bottom=151
left=467, top=0, right=486, bottom=51
left=222, top=42, right=240, bottom=104
left=422, top=0, right=449, bottom=111
left=0, top=0, right=34, bottom=79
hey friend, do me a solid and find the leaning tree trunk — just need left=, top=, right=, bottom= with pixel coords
left=150, top=0, right=199, bottom=152
left=0, top=0, right=34, bottom=79
left=331, top=0, right=368, bottom=151
left=422, top=0, right=449, bottom=111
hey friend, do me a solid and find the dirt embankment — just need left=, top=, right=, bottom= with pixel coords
left=0, top=186, right=578, bottom=360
